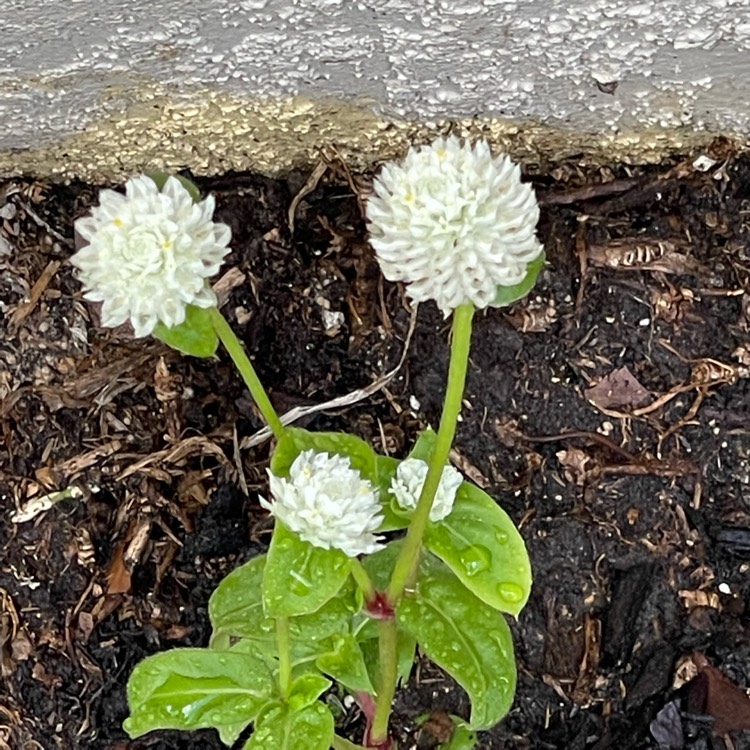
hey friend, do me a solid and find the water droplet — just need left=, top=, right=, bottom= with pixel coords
left=498, top=581, right=524, bottom=604
left=290, top=572, right=312, bottom=596
left=459, top=545, right=491, bottom=576
left=495, top=530, right=509, bottom=544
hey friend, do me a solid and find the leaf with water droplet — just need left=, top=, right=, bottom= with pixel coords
left=397, top=552, right=517, bottom=730
left=263, top=523, right=351, bottom=617
left=315, top=633, right=374, bottom=694
left=243, top=701, right=334, bottom=750
left=124, top=648, right=275, bottom=741
left=288, top=673, right=331, bottom=711
left=424, top=481, right=532, bottom=616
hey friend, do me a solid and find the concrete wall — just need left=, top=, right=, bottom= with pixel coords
left=2, top=0, right=749, bottom=179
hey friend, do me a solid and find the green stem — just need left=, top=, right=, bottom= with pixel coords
left=369, top=618, right=399, bottom=743
left=350, top=558, right=376, bottom=602
left=276, top=616, right=292, bottom=699
left=386, top=303, right=475, bottom=602
left=369, top=303, right=476, bottom=746
left=209, top=307, right=285, bottom=440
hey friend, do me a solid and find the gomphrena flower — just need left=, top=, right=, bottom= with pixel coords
left=72, top=175, right=231, bottom=337
left=261, top=450, right=385, bottom=557
left=390, top=458, right=463, bottom=523
left=366, top=135, right=543, bottom=315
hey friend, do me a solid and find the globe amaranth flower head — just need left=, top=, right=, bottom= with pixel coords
left=71, top=175, right=231, bottom=337
left=366, top=135, right=543, bottom=315
left=390, top=458, right=463, bottom=523
left=261, top=450, right=385, bottom=557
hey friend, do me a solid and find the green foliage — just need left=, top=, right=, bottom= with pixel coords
left=493, top=252, right=546, bottom=307
left=315, top=633, right=374, bottom=694
left=152, top=304, right=219, bottom=358
left=124, top=649, right=275, bottom=743
left=243, top=702, right=334, bottom=750
left=407, top=428, right=438, bottom=462
left=424, top=482, right=532, bottom=617
left=270, top=428, right=378, bottom=480
left=209, top=554, right=357, bottom=657
left=262, top=523, right=352, bottom=617
left=397, top=553, right=517, bottom=730
left=439, top=718, right=477, bottom=749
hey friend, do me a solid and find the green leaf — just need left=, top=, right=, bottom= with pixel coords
left=263, top=523, right=351, bottom=617
left=209, top=555, right=272, bottom=643
left=359, top=627, right=417, bottom=688
left=315, top=633, right=374, bottom=694
left=439, top=717, right=477, bottom=749
left=271, top=428, right=378, bottom=480
left=407, top=428, right=438, bottom=462
left=397, top=553, right=517, bottom=730
left=244, top=702, right=334, bottom=750
left=288, top=673, right=331, bottom=710
left=153, top=304, right=218, bottom=358
left=124, top=648, right=275, bottom=740
left=493, top=251, right=546, bottom=307
left=360, top=539, right=403, bottom=590
left=424, top=482, right=531, bottom=617
left=147, top=171, right=202, bottom=203
left=210, top=555, right=358, bottom=657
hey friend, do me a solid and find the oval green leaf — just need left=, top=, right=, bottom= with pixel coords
left=210, top=554, right=357, bottom=655
left=124, top=648, right=275, bottom=740
left=263, top=522, right=351, bottom=617
left=407, top=428, right=438, bottom=462
left=493, top=251, right=546, bottom=307
left=424, top=482, right=531, bottom=617
left=397, top=553, right=517, bottom=730
left=315, top=633, right=374, bottom=694
left=288, top=673, right=332, bottom=711
left=244, top=702, right=334, bottom=750
left=153, top=304, right=219, bottom=358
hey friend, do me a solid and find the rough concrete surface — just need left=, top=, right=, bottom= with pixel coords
left=2, top=0, right=750, bottom=179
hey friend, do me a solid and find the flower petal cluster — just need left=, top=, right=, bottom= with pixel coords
left=72, top=175, right=231, bottom=337
left=366, top=135, right=543, bottom=314
left=261, top=450, right=384, bottom=557
left=390, top=458, right=463, bottom=523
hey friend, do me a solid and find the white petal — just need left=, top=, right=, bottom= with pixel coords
left=263, top=451, right=384, bottom=557
left=69, top=174, right=232, bottom=337
left=366, top=136, right=543, bottom=313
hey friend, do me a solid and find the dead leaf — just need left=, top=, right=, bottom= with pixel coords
left=688, top=652, right=750, bottom=735
left=585, top=367, right=651, bottom=411
left=106, top=542, right=132, bottom=595
left=678, top=589, right=721, bottom=612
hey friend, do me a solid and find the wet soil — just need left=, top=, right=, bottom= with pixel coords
left=1, top=142, right=750, bottom=749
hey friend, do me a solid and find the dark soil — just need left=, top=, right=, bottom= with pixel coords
left=2, top=141, right=750, bottom=750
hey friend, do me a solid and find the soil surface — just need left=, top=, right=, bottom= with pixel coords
left=2, top=139, right=750, bottom=750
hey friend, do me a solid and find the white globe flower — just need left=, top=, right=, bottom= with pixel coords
left=390, top=458, right=463, bottom=523
left=366, top=135, right=543, bottom=315
left=261, top=450, right=385, bottom=558
left=72, top=175, right=231, bottom=337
